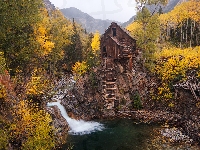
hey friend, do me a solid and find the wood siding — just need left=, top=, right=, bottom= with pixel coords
left=100, top=22, right=136, bottom=61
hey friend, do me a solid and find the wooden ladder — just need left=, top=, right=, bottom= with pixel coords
left=101, top=58, right=117, bottom=109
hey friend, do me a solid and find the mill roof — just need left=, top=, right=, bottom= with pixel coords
left=102, top=22, right=135, bottom=41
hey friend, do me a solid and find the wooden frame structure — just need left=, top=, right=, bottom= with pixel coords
left=100, top=22, right=136, bottom=109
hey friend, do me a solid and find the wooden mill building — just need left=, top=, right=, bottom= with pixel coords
left=100, top=22, right=136, bottom=109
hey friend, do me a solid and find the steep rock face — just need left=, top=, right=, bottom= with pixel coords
left=173, top=88, right=200, bottom=143
left=61, top=74, right=105, bottom=120
left=43, top=0, right=55, bottom=11
left=115, top=60, right=148, bottom=110
left=46, top=106, right=69, bottom=145
left=68, top=50, right=150, bottom=118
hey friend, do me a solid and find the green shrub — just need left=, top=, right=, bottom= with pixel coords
left=131, top=92, right=143, bottom=110
left=0, top=128, right=8, bottom=149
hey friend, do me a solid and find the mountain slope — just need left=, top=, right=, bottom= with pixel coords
left=60, top=7, right=121, bottom=34
left=43, top=0, right=55, bottom=11
left=45, top=0, right=184, bottom=33
left=146, top=0, right=182, bottom=14
left=122, top=16, right=136, bottom=28
left=122, top=0, right=185, bottom=27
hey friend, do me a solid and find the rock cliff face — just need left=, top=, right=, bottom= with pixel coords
left=62, top=49, right=151, bottom=119
left=46, top=106, right=69, bottom=145
left=43, top=0, right=55, bottom=11
left=61, top=75, right=104, bottom=120
left=173, top=88, right=200, bottom=143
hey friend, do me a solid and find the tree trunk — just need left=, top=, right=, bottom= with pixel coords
left=190, top=20, right=193, bottom=47
left=180, top=24, right=183, bottom=48
left=186, top=18, right=188, bottom=43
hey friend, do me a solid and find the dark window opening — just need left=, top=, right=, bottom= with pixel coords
left=112, top=28, right=116, bottom=36
left=103, top=53, right=107, bottom=57
left=103, top=46, right=106, bottom=52
left=195, top=91, right=200, bottom=97
left=114, top=100, right=119, bottom=108
left=107, top=94, right=113, bottom=98
left=103, top=46, right=107, bottom=57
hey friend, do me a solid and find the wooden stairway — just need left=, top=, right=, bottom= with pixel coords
left=101, top=58, right=117, bottom=109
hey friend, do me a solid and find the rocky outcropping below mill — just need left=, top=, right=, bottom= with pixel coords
left=46, top=105, right=69, bottom=145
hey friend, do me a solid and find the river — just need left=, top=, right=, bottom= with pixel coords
left=48, top=78, right=199, bottom=150
left=63, top=118, right=200, bottom=150
left=63, top=119, right=157, bottom=150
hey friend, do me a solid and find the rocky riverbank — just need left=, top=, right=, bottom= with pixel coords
left=117, top=110, right=200, bottom=145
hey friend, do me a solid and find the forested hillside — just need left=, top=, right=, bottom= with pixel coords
left=122, top=0, right=182, bottom=27
left=0, top=0, right=200, bottom=149
left=0, top=0, right=100, bottom=149
left=127, top=0, right=200, bottom=102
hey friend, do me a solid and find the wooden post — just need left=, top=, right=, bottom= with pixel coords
left=129, top=56, right=133, bottom=70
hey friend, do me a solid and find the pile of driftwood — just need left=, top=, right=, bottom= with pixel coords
left=173, top=76, right=200, bottom=101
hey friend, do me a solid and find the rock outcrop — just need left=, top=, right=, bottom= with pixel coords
left=64, top=49, right=150, bottom=119
left=43, top=0, right=55, bottom=11
left=63, top=51, right=200, bottom=144
left=46, top=105, right=69, bottom=145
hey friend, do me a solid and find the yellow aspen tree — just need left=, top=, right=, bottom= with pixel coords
left=33, top=8, right=55, bottom=57
left=153, top=46, right=200, bottom=100
left=11, top=100, right=55, bottom=150
left=91, top=31, right=100, bottom=55
left=159, top=0, right=200, bottom=47
left=72, top=61, right=88, bottom=78
left=85, top=31, right=101, bottom=69
left=26, top=68, right=50, bottom=101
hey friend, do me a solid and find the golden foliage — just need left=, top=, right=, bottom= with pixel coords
left=91, top=31, right=100, bottom=54
left=157, top=83, right=173, bottom=100
left=127, top=22, right=141, bottom=33
left=153, top=46, right=200, bottom=100
left=34, top=8, right=54, bottom=57
left=159, top=0, right=200, bottom=27
left=197, top=71, right=200, bottom=78
left=0, top=128, right=8, bottom=149
left=0, top=84, right=6, bottom=99
left=196, top=102, right=200, bottom=108
left=0, top=52, right=6, bottom=74
left=11, top=100, right=55, bottom=150
left=72, top=61, right=88, bottom=77
left=26, top=68, right=49, bottom=96
left=154, top=46, right=200, bottom=81
left=126, top=22, right=143, bottom=41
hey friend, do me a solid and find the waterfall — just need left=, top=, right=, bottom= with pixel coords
left=47, top=102, right=104, bottom=135
left=47, top=77, right=104, bottom=135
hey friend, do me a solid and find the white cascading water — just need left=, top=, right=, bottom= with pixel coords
left=47, top=77, right=104, bottom=135
left=47, top=102, right=104, bottom=135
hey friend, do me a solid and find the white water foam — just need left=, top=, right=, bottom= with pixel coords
left=47, top=102, right=104, bottom=135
